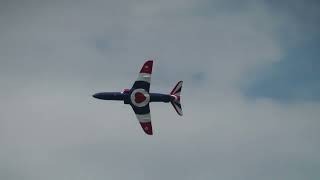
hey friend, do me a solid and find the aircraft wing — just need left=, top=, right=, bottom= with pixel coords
left=131, top=60, right=153, bottom=92
left=131, top=104, right=153, bottom=135
left=130, top=60, right=153, bottom=135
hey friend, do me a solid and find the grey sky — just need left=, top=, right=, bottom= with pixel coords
left=1, top=0, right=320, bottom=180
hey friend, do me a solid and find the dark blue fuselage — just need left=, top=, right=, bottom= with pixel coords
left=93, top=92, right=173, bottom=103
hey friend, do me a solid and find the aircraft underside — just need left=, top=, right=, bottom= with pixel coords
left=92, top=92, right=173, bottom=103
left=93, top=60, right=183, bottom=135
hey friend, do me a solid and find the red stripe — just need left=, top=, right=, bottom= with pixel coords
left=140, top=60, right=153, bottom=74
left=140, top=122, right=153, bottom=135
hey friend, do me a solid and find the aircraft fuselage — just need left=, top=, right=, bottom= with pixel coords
left=93, top=92, right=174, bottom=103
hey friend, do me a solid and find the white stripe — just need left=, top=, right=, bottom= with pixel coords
left=137, top=73, right=151, bottom=83
left=136, top=113, right=151, bottom=123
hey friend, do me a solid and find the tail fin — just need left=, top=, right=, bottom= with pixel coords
left=170, top=81, right=183, bottom=116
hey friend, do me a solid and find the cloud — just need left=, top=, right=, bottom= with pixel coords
left=245, top=59, right=320, bottom=102
left=1, top=0, right=320, bottom=180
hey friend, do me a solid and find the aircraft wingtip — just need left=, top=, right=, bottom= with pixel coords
left=140, top=122, right=153, bottom=135
left=140, top=60, right=153, bottom=74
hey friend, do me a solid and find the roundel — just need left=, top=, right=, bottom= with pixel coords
left=130, top=89, right=150, bottom=107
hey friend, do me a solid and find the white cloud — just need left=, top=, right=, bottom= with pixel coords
left=1, top=0, right=319, bottom=179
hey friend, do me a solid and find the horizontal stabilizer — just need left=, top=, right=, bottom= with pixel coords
left=170, top=81, right=183, bottom=116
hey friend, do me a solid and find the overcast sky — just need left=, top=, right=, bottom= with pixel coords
left=1, top=0, right=320, bottom=179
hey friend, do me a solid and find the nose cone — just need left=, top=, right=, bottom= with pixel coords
left=93, top=93, right=102, bottom=99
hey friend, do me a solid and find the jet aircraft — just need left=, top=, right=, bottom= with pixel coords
left=93, top=60, right=183, bottom=135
